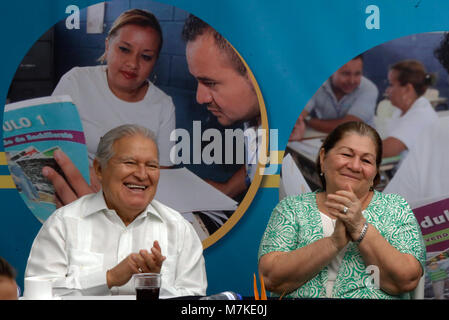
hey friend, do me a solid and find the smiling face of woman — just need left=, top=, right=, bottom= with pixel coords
left=320, top=133, right=378, bottom=198
left=104, top=24, right=161, bottom=101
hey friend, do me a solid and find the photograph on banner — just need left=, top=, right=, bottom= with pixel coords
left=3, top=0, right=267, bottom=247
left=280, top=31, right=449, bottom=299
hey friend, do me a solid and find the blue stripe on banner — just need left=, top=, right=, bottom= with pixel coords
left=0, top=165, right=11, bottom=175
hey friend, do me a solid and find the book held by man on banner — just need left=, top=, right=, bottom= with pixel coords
left=3, top=95, right=90, bottom=223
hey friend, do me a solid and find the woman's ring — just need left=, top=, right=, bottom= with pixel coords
left=342, top=206, right=348, bottom=214
left=138, top=267, right=143, bottom=273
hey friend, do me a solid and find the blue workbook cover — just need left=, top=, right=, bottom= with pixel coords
left=3, top=95, right=89, bottom=222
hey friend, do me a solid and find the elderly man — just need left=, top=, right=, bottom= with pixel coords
left=26, top=124, right=207, bottom=297
left=182, top=15, right=261, bottom=198
left=289, top=55, right=378, bottom=140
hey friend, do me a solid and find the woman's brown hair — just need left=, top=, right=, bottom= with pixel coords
left=98, top=9, right=163, bottom=63
left=390, top=59, right=435, bottom=97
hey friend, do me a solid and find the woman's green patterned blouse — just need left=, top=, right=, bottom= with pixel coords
left=258, top=190, right=426, bottom=299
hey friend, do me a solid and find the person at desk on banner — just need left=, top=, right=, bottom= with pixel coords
left=259, top=121, right=425, bottom=299
left=381, top=60, right=438, bottom=160
left=289, top=55, right=378, bottom=141
left=51, top=9, right=175, bottom=174
left=182, top=14, right=261, bottom=198
left=384, top=34, right=449, bottom=203
left=26, top=125, right=207, bottom=298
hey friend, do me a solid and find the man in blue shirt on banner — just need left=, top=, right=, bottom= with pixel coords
left=289, top=55, right=378, bottom=140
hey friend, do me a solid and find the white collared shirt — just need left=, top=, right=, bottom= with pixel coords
left=25, top=191, right=207, bottom=298
left=386, top=96, right=438, bottom=154
left=384, top=116, right=449, bottom=206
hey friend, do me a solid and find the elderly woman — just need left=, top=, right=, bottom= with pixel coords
left=52, top=9, right=175, bottom=167
left=26, top=124, right=207, bottom=298
left=382, top=60, right=438, bottom=158
left=258, top=121, right=425, bottom=299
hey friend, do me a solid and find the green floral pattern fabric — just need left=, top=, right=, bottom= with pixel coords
left=258, top=191, right=426, bottom=299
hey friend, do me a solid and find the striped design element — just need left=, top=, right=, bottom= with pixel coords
left=0, top=151, right=285, bottom=189
left=0, top=152, right=16, bottom=188
left=259, top=150, right=284, bottom=188
left=0, top=175, right=16, bottom=188
left=0, top=152, right=7, bottom=165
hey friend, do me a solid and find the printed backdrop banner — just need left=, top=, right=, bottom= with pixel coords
left=414, top=198, right=449, bottom=253
left=1, top=0, right=449, bottom=297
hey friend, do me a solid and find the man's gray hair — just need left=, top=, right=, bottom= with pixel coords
left=96, top=124, right=158, bottom=168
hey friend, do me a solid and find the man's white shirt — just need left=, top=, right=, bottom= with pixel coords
left=25, top=191, right=207, bottom=298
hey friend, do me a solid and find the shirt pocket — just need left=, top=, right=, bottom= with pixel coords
left=68, top=248, right=104, bottom=274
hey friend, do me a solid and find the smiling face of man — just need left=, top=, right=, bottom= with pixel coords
left=331, top=57, right=363, bottom=99
left=94, top=134, right=160, bottom=223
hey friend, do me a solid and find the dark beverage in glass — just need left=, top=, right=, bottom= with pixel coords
left=133, top=273, right=161, bottom=301
left=136, top=287, right=160, bottom=300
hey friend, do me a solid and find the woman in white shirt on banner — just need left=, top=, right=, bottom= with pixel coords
left=384, top=34, right=449, bottom=206
left=382, top=60, right=438, bottom=160
left=52, top=9, right=175, bottom=169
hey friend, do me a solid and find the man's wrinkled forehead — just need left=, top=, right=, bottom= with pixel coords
left=109, top=134, right=159, bottom=162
